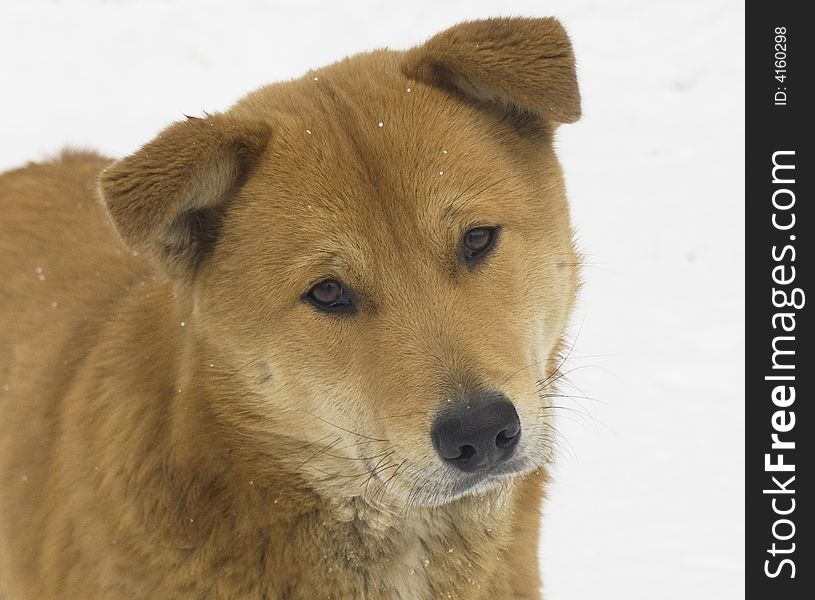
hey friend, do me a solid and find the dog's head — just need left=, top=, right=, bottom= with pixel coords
left=98, top=18, right=581, bottom=507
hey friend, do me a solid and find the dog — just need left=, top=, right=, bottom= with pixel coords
left=0, top=17, right=581, bottom=599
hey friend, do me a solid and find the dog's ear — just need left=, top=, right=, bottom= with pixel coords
left=402, top=17, right=580, bottom=126
left=98, top=114, right=271, bottom=278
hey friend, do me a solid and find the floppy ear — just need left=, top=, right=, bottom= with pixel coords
left=98, top=114, right=271, bottom=277
left=402, top=17, right=581, bottom=125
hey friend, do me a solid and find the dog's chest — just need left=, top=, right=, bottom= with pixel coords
left=258, top=502, right=511, bottom=600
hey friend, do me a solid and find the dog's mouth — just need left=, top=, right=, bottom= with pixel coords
left=440, top=456, right=532, bottom=500
left=361, top=452, right=536, bottom=507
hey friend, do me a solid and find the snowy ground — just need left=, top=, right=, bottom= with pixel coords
left=1, top=1, right=744, bottom=598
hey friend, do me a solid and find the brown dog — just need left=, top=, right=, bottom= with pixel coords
left=0, top=17, right=580, bottom=599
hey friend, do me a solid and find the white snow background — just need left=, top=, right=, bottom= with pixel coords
left=0, top=0, right=744, bottom=598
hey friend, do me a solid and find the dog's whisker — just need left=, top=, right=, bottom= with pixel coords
left=541, top=402, right=612, bottom=435
left=374, top=459, right=406, bottom=501
left=293, top=436, right=344, bottom=472
left=539, top=421, right=579, bottom=462
left=291, top=432, right=338, bottom=454
left=541, top=407, right=600, bottom=430
left=300, top=409, right=390, bottom=442
left=510, top=323, right=585, bottom=396
left=497, top=359, right=546, bottom=388
left=366, top=459, right=404, bottom=510
left=301, top=463, right=369, bottom=480
left=537, top=363, right=600, bottom=391
left=539, top=371, right=598, bottom=400
left=540, top=392, right=607, bottom=407
left=362, top=451, right=397, bottom=496
left=293, top=437, right=391, bottom=457
left=540, top=392, right=603, bottom=424
left=303, top=443, right=397, bottom=465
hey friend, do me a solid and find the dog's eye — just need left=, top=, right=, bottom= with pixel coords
left=460, top=226, right=499, bottom=267
left=305, top=279, right=355, bottom=314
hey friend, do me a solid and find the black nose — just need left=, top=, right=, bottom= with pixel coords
left=431, top=393, right=521, bottom=472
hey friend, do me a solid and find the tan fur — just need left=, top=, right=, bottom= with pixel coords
left=0, top=18, right=580, bottom=599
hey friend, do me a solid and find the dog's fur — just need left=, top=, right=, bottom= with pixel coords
left=0, top=18, right=580, bottom=599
